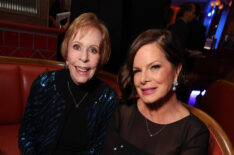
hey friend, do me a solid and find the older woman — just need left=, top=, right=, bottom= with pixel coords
left=104, top=29, right=209, bottom=155
left=18, top=13, right=118, bottom=154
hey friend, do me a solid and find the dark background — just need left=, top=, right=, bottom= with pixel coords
left=70, top=0, right=171, bottom=74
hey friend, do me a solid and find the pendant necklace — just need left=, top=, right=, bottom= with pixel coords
left=145, top=118, right=167, bottom=137
left=67, top=81, right=89, bottom=108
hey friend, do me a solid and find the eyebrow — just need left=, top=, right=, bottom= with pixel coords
left=133, top=60, right=160, bottom=69
left=71, top=40, right=82, bottom=44
left=71, top=41, right=100, bottom=48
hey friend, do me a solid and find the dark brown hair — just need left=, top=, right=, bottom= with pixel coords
left=118, top=29, right=185, bottom=102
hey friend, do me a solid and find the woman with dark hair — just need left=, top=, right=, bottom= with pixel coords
left=104, top=29, right=209, bottom=155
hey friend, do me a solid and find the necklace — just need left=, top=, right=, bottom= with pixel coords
left=145, top=118, right=167, bottom=137
left=67, top=81, right=89, bottom=108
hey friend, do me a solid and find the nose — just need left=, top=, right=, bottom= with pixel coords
left=140, top=70, right=149, bottom=84
left=79, top=50, right=89, bottom=62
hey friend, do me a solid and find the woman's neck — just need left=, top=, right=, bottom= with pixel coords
left=137, top=94, right=189, bottom=124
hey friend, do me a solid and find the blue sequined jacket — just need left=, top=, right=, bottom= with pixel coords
left=18, top=69, right=118, bottom=155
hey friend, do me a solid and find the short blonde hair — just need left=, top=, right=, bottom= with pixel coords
left=61, top=12, right=111, bottom=68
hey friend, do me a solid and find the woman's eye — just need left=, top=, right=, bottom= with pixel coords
left=90, top=48, right=98, bottom=54
left=151, top=65, right=160, bottom=70
left=133, top=69, right=140, bottom=75
left=73, top=44, right=80, bottom=50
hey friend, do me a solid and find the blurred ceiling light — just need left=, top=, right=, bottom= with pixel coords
left=218, top=3, right=224, bottom=9
left=216, top=0, right=221, bottom=6
left=211, top=1, right=216, bottom=6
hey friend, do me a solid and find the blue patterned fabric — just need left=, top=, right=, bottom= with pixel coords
left=18, top=70, right=118, bottom=155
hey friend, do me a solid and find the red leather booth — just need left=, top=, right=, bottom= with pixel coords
left=0, top=56, right=65, bottom=155
left=0, top=56, right=233, bottom=155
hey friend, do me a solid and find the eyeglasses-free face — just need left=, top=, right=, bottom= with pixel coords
left=133, top=43, right=181, bottom=105
left=67, top=27, right=101, bottom=85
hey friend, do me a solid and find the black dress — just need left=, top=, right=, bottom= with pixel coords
left=104, top=102, right=209, bottom=155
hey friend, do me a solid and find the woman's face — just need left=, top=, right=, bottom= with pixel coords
left=133, top=43, right=181, bottom=104
left=67, top=27, right=101, bottom=85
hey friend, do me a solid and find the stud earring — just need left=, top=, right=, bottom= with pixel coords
left=172, top=81, right=178, bottom=91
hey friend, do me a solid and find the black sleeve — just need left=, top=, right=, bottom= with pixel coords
left=180, top=116, right=210, bottom=155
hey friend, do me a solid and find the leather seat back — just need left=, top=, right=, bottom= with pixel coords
left=0, top=56, right=64, bottom=124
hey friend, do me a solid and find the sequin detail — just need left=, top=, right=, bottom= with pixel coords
left=18, top=71, right=118, bottom=154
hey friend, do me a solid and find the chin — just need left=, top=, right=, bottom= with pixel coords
left=141, top=97, right=157, bottom=104
left=75, top=78, right=90, bottom=85
left=141, top=94, right=166, bottom=104
left=72, top=72, right=94, bottom=84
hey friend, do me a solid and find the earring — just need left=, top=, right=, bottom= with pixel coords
left=65, top=61, right=69, bottom=68
left=172, top=81, right=178, bottom=91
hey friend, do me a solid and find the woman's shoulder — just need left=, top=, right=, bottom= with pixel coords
left=181, top=113, right=209, bottom=139
left=32, top=69, right=60, bottom=87
left=118, top=101, right=135, bottom=110
left=188, top=113, right=208, bottom=130
left=37, top=68, right=66, bottom=80
left=167, top=110, right=209, bottom=137
left=178, top=103, right=209, bottom=131
left=114, top=100, right=136, bottom=119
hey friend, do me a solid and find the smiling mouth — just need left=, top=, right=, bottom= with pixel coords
left=75, top=66, right=90, bottom=72
left=141, top=87, right=156, bottom=95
